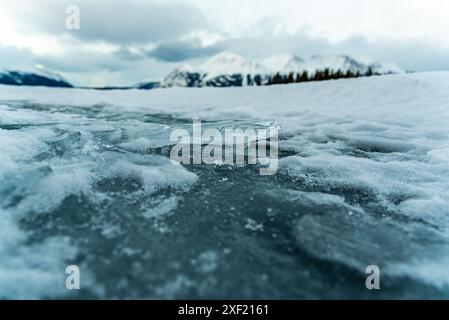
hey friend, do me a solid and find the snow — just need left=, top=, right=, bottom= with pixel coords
left=370, top=62, right=403, bottom=74
left=104, top=158, right=198, bottom=194
left=261, top=54, right=305, bottom=74
left=34, top=64, right=70, bottom=83
left=259, top=53, right=390, bottom=75
left=1, top=71, right=449, bottom=298
left=198, top=51, right=269, bottom=80
left=2, top=72, right=444, bottom=123
left=163, top=64, right=201, bottom=88
left=300, top=54, right=367, bottom=74
left=262, top=54, right=403, bottom=76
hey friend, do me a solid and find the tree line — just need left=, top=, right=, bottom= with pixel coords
left=246, top=67, right=380, bottom=86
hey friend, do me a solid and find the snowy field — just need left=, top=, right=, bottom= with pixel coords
left=1, top=72, right=449, bottom=299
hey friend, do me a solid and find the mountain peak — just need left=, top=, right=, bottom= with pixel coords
left=200, top=52, right=268, bottom=79
left=0, top=69, right=73, bottom=88
left=261, top=54, right=304, bottom=73
left=161, top=51, right=403, bottom=88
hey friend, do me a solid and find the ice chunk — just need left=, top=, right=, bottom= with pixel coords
left=103, top=157, right=198, bottom=194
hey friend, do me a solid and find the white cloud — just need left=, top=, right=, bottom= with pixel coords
left=2, top=0, right=209, bottom=44
left=180, top=0, right=449, bottom=46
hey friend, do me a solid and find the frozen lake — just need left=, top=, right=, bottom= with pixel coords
left=1, top=72, right=449, bottom=299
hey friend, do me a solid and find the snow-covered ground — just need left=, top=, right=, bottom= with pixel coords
left=1, top=72, right=449, bottom=299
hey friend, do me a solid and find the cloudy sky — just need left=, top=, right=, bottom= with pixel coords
left=1, top=0, right=449, bottom=86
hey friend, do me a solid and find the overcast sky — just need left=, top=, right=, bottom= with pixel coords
left=1, top=0, right=449, bottom=86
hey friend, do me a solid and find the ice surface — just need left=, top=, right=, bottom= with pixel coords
left=0, top=107, right=201, bottom=298
left=1, top=72, right=449, bottom=298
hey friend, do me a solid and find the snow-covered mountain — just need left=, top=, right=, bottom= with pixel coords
left=261, top=54, right=305, bottom=74
left=200, top=52, right=268, bottom=82
left=161, top=52, right=270, bottom=88
left=162, top=64, right=202, bottom=88
left=295, top=55, right=368, bottom=75
left=162, top=52, right=270, bottom=88
left=0, top=69, right=73, bottom=88
left=162, top=52, right=402, bottom=88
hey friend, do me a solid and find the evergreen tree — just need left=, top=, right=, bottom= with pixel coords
left=246, top=74, right=253, bottom=86
left=334, top=70, right=342, bottom=79
left=301, top=71, right=309, bottom=82
left=264, top=65, right=380, bottom=87
left=323, top=68, right=330, bottom=80
left=314, top=70, right=323, bottom=81
left=272, top=72, right=282, bottom=84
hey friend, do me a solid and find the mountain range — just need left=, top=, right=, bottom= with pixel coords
left=160, top=52, right=403, bottom=88
left=0, top=70, right=73, bottom=88
left=0, top=52, right=403, bottom=89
